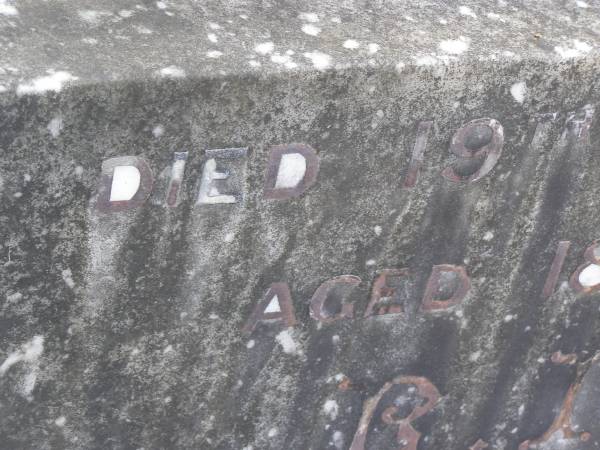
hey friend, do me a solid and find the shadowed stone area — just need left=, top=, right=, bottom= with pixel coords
left=3, top=1, right=600, bottom=449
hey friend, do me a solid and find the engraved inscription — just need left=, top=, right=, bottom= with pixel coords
left=442, top=118, right=504, bottom=183
left=96, top=155, right=154, bottom=213
left=364, top=269, right=409, bottom=317
left=242, top=282, right=296, bottom=335
left=309, top=275, right=361, bottom=323
left=349, top=376, right=440, bottom=450
left=420, top=264, right=470, bottom=311
left=264, top=143, right=320, bottom=200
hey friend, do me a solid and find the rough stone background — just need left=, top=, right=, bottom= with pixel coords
left=3, top=1, right=600, bottom=450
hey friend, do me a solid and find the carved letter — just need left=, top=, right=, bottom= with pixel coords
left=364, top=269, right=409, bottom=317
left=403, top=121, right=433, bottom=188
left=569, top=241, right=600, bottom=295
left=420, top=264, right=470, bottom=311
left=264, top=143, right=320, bottom=200
left=349, top=376, right=440, bottom=450
left=442, top=118, right=504, bottom=183
left=309, top=275, right=360, bottom=323
left=96, top=156, right=154, bottom=212
left=165, top=152, right=188, bottom=207
left=242, top=283, right=296, bottom=335
left=197, top=147, right=248, bottom=205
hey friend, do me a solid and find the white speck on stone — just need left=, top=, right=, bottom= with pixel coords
left=152, top=124, right=164, bottom=137
left=323, top=399, right=339, bottom=420
left=224, top=232, right=235, bottom=242
left=207, top=33, right=218, bottom=43
left=47, top=117, right=63, bottom=138
left=367, top=43, right=380, bottom=54
left=439, top=37, right=469, bottom=54
left=576, top=0, right=589, bottom=7
left=395, top=61, right=406, bottom=73
left=206, top=50, right=223, bottom=58
left=0, top=0, right=17, bottom=16
left=518, top=404, right=525, bottom=416
left=343, top=39, right=360, bottom=49
left=469, top=351, right=481, bottom=362
left=302, top=23, right=321, bottom=36
left=555, top=40, right=593, bottom=58
left=0, top=335, right=44, bottom=376
left=332, top=431, right=344, bottom=449
left=17, top=71, right=78, bottom=96
left=487, top=12, right=501, bottom=20
left=74, top=166, right=84, bottom=176
left=7, top=292, right=22, bottom=303
left=55, top=416, right=66, bottom=427
left=303, top=51, right=331, bottom=69
left=0, top=85, right=6, bottom=93
left=158, top=66, right=185, bottom=78
left=163, top=344, right=174, bottom=354
left=404, top=15, right=415, bottom=22
left=78, top=10, right=110, bottom=24
left=579, top=264, right=600, bottom=287
left=330, top=16, right=341, bottom=23
left=504, top=314, right=514, bottom=322
left=483, top=231, right=494, bottom=241
left=118, top=9, right=134, bottom=18
left=62, top=269, right=75, bottom=289
left=459, top=6, right=477, bottom=18
left=270, top=53, right=298, bottom=69
left=510, top=81, right=527, bottom=104
left=156, top=1, right=167, bottom=9
left=208, top=22, right=221, bottom=30
left=416, top=55, right=438, bottom=66
left=246, top=340, right=255, bottom=349
left=134, top=25, right=153, bottom=34
left=299, top=12, right=319, bottom=22
left=254, top=41, right=274, bottom=55
left=275, top=329, right=299, bottom=354
left=267, top=428, right=278, bottom=438
left=374, top=225, right=382, bottom=236
left=439, top=18, right=448, bottom=24
left=366, top=259, right=376, bottom=266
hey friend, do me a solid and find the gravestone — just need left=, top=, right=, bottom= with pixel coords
left=2, top=1, right=600, bottom=449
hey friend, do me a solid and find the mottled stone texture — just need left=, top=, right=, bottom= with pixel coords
left=3, top=2, right=600, bottom=450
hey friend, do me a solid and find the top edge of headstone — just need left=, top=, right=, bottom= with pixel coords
left=2, top=0, right=600, bottom=95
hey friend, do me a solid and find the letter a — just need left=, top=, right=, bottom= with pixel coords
left=242, top=283, right=297, bottom=335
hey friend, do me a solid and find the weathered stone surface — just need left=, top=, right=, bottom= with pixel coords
left=3, top=1, right=600, bottom=449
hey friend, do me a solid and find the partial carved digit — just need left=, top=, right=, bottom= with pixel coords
left=442, top=118, right=504, bottom=183
left=349, top=376, right=440, bottom=450
left=569, top=241, right=600, bottom=295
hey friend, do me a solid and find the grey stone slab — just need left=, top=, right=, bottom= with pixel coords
left=3, top=1, right=600, bottom=450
